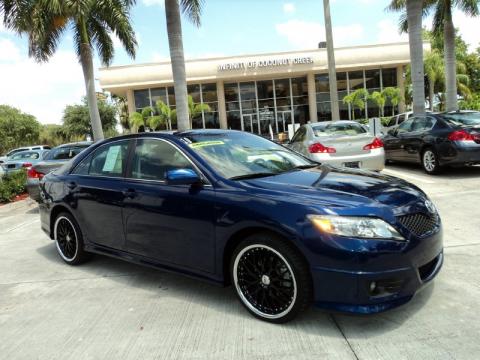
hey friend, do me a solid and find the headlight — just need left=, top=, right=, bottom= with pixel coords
left=307, top=215, right=404, bottom=241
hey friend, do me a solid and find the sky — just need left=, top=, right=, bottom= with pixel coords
left=0, top=0, right=479, bottom=125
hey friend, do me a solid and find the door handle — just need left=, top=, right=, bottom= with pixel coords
left=122, top=189, right=137, bottom=199
left=67, top=181, right=77, bottom=190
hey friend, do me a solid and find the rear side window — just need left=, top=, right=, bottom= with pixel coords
left=291, top=127, right=307, bottom=143
left=397, top=118, right=414, bottom=134
left=72, top=141, right=129, bottom=178
left=130, top=139, right=194, bottom=181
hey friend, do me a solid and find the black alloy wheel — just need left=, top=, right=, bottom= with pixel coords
left=231, top=233, right=312, bottom=323
left=54, top=212, right=90, bottom=265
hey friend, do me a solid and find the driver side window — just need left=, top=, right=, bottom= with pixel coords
left=130, top=139, right=194, bottom=182
left=396, top=118, right=414, bottom=134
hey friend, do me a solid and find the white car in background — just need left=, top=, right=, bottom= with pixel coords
left=0, top=145, right=51, bottom=164
left=287, top=121, right=385, bottom=171
left=383, top=110, right=433, bottom=134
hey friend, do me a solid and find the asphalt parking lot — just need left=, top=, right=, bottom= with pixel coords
left=1, top=164, right=480, bottom=360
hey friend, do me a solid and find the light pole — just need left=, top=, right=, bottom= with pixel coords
left=323, top=0, right=340, bottom=121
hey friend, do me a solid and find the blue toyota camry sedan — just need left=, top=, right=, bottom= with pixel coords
left=38, top=130, right=443, bottom=323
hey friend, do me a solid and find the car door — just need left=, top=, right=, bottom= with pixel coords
left=400, top=116, right=428, bottom=162
left=121, top=138, right=216, bottom=273
left=384, top=118, right=414, bottom=161
left=69, top=139, right=131, bottom=250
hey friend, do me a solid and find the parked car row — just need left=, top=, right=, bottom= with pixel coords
left=288, top=110, right=480, bottom=175
left=0, top=145, right=51, bottom=164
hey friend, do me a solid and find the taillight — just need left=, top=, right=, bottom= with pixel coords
left=448, top=130, right=474, bottom=141
left=22, top=162, right=33, bottom=168
left=27, top=167, right=44, bottom=179
left=363, top=137, right=384, bottom=150
left=308, top=143, right=336, bottom=154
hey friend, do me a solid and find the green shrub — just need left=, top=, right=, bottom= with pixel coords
left=0, top=170, right=27, bottom=203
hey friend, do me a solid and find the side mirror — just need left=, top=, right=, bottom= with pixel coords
left=165, top=168, right=201, bottom=186
left=387, top=129, right=397, bottom=137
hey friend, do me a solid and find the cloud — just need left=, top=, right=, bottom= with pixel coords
left=283, top=3, right=295, bottom=14
left=142, top=0, right=164, bottom=7
left=151, top=52, right=170, bottom=62
left=275, top=19, right=365, bottom=49
left=453, top=10, right=480, bottom=52
left=376, top=19, right=408, bottom=44
left=0, top=38, right=21, bottom=61
left=0, top=40, right=98, bottom=125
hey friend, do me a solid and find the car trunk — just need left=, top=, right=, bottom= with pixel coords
left=315, top=133, right=376, bottom=156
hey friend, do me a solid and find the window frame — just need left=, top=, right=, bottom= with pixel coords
left=124, top=137, right=211, bottom=186
left=70, top=139, right=133, bottom=179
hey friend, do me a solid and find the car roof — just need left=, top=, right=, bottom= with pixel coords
left=307, top=120, right=361, bottom=127
left=55, top=141, right=93, bottom=148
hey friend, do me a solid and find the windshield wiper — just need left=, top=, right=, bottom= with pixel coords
left=293, top=164, right=319, bottom=169
left=229, top=172, right=278, bottom=180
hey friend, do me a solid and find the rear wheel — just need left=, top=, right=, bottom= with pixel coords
left=230, top=233, right=312, bottom=323
left=422, top=148, right=441, bottom=175
left=54, top=212, right=90, bottom=265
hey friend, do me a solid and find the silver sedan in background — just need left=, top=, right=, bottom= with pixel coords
left=287, top=121, right=385, bottom=171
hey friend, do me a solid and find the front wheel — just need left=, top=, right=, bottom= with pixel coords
left=422, top=148, right=441, bottom=175
left=230, top=233, right=312, bottom=323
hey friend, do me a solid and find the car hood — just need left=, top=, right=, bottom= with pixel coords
left=240, top=165, right=426, bottom=211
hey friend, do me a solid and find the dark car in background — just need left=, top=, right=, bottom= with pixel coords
left=27, top=141, right=92, bottom=201
left=383, top=111, right=480, bottom=174
left=38, top=130, right=443, bottom=322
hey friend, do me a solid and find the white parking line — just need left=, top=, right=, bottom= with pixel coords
left=382, top=168, right=436, bottom=184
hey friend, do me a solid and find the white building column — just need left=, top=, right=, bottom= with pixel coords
left=397, top=66, right=406, bottom=113
left=217, top=81, right=228, bottom=129
left=307, top=73, right=318, bottom=123
left=126, top=89, right=136, bottom=115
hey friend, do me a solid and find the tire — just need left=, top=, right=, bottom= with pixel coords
left=230, top=232, right=313, bottom=323
left=422, top=148, right=441, bottom=175
left=53, top=212, right=90, bottom=265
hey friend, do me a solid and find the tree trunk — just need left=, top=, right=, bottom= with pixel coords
left=323, top=0, right=340, bottom=121
left=165, top=0, right=189, bottom=131
left=429, top=78, right=435, bottom=111
left=80, top=44, right=104, bottom=141
left=406, top=0, right=426, bottom=116
left=444, top=7, right=458, bottom=111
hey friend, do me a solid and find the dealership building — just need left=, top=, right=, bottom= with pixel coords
left=99, top=42, right=429, bottom=136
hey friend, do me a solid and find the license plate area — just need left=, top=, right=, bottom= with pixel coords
left=343, top=161, right=360, bottom=168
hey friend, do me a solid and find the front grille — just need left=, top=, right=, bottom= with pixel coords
left=396, top=213, right=439, bottom=237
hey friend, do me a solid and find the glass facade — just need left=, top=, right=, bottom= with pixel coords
left=224, top=77, right=309, bottom=136
left=133, top=83, right=219, bottom=129
left=132, top=67, right=398, bottom=133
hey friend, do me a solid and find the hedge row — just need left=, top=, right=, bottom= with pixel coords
left=0, top=170, right=27, bottom=203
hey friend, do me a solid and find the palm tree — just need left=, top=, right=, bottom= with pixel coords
left=165, top=0, right=204, bottom=131
left=187, top=95, right=210, bottom=128
left=424, top=50, right=444, bottom=110
left=342, top=89, right=369, bottom=120
left=129, top=111, right=146, bottom=133
left=428, top=0, right=479, bottom=111
left=382, top=87, right=403, bottom=116
left=369, top=91, right=386, bottom=117
left=322, top=0, right=340, bottom=121
left=1, top=0, right=137, bottom=141
left=154, top=100, right=174, bottom=130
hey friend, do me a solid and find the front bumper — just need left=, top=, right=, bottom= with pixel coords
left=304, top=222, right=443, bottom=314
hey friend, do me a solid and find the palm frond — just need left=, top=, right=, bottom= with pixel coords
left=180, top=0, right=204, bottom=26
left=88, top=17, right=114, bottom=65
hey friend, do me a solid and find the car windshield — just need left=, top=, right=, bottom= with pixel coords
left=312, top=122, right=366, bottom=137
left=9, top=151, right=40, bottom=160
left=182, top=132, right=315, bottom=179
left=441, top=112, right=480, bottom=126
